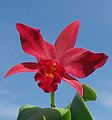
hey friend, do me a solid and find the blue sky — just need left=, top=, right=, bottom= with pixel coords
left=0, top=0, right=112, bottom=120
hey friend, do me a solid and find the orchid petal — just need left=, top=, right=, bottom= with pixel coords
left=60, top=48, right=108, bottom=78
left=55, top=20, right=80, bottom=58
left=63, top=74, right=83, bottom=97
left=16, top=23, right=56, bottom=60
left=4, top=62, right=38, bottom=77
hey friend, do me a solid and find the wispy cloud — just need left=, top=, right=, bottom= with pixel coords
left=0, top=87, right=22, bottom=119
left=94, top=117, right=106, bottom=120
left=98, top=91, right=112, bottom=109
left=0, top=102, right=19, bottom=118
left=0, top=86, right=22, bottom=100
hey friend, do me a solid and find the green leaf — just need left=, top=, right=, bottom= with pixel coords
left=70, top=93, right=93, bottom=120
left=17, top=105, right=71, bottom=120
left=41, top=108, right=61, bottom=120
left=56, top=108, right=71, bottom=120
left=17, top=105, right=43, bottom=120
left=65, top=84, right=96, bottom=120
left=61, top=110, right=71, bottom=120
left=82, top=84, right=97, bottom=102
left=43, top=108, right=71, bottom=120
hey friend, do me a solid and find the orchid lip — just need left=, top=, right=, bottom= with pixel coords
left=34, top=59, right=66, bottom=93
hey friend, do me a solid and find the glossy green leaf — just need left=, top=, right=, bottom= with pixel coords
left=65, top=84, right=96, bottom=120
left=17, top=105, right=71, bottom=120
left=82, top=84, right=97, bottom=102
left=41, top=108, right=62, bottom=120
left=70, top=93, right=93, bottom=120
left=56, top=108, right=71, bottom=120
left=17, top=105, right=43, bottom=120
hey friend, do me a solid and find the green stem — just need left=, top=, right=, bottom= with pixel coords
left=50, top=92, right=55, bottom=108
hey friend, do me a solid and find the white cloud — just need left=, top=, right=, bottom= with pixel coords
left=0, top=102, right=19, bottom=118
left=0, top=87, right=20, bottom=118
left=94, top=117, right=106, bottom=120
left=0, top=87, right=22, bottom=99
left=98, top=91, right=112, bottom=109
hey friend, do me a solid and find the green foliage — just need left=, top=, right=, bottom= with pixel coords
left=17, top=105, right=71, bottom=120
left=82, top=84, right=97, bottom=102
left=70, top=93, right=93, bottom=120
left=65, top=84, right=97, bottom=120
left=17, top=84, right=96, bottom=120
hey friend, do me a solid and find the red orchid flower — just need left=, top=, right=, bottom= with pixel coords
left=4, top=20, right=108, bottom=96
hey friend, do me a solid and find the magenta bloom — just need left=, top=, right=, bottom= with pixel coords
left=4, top=20, right=108, bottom=96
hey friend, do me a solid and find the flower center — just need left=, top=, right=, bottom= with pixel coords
left=38, top=59, right=65, bottom=78
left=35, top=59, right=65, bottom=93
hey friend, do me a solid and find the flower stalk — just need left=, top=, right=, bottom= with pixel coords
left=50, top=92, right=55, bottom=108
